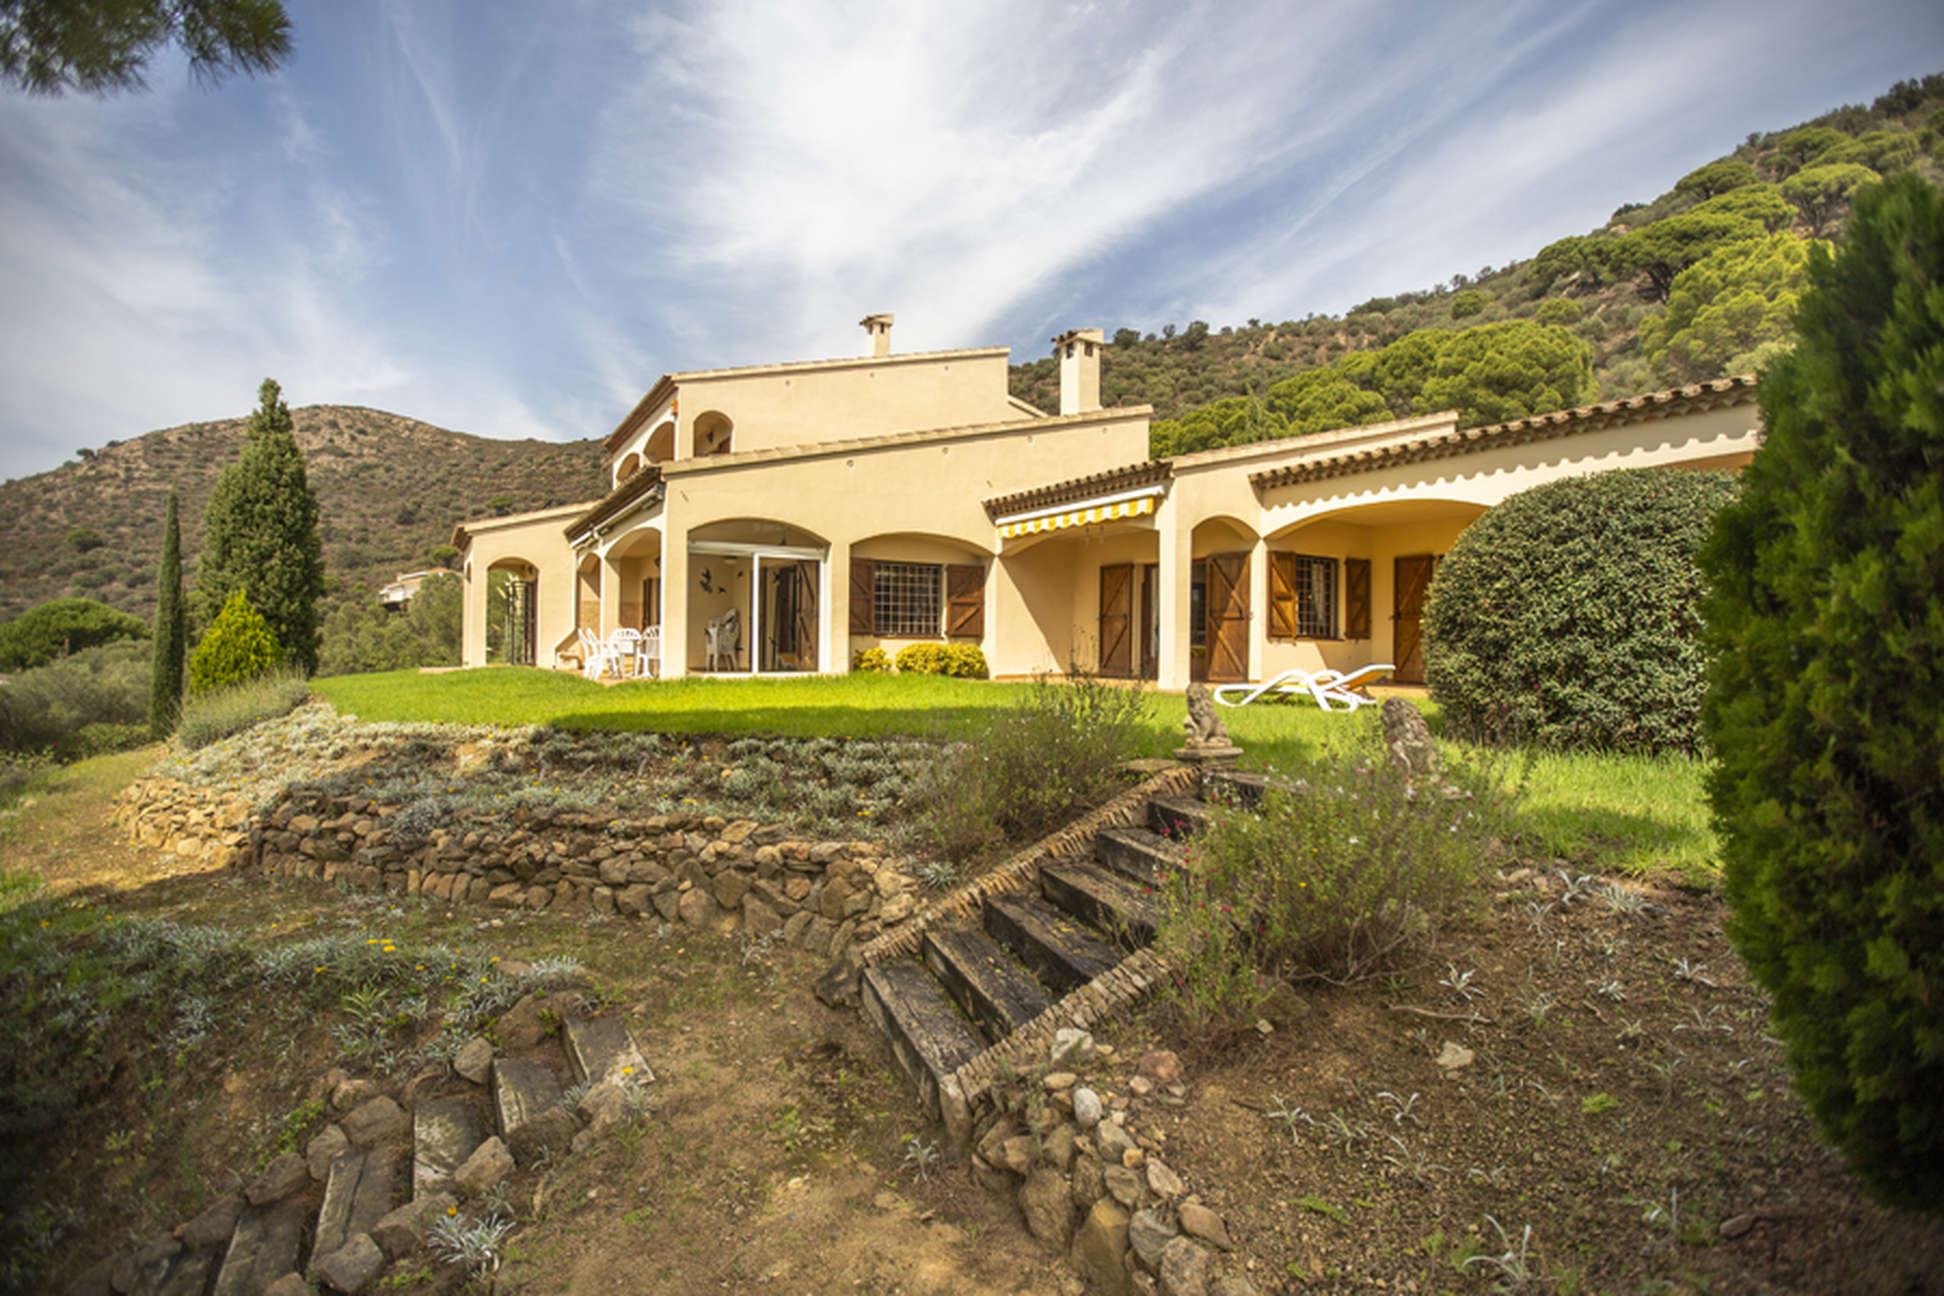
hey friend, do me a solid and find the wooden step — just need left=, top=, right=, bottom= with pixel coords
left=1040, top=860, right=1161, bottom=945
left=1148, top=794, right=1216, bottom=840
left=922, top=926, right=1053, bottom=1043
left=492, top=1058, right=577, bottom=1166
left=213, top=1199, right=308, bottom=1296
left=1094, top=825, right=1183, bottom=888
left=413, top=1096, right=483, bottom=1200
left=565, top=1015, right=653, bottom=1089
left=311, top=1147, right=394, bottom=1275
left=861, top=960, right=983, bottom=1119
left=983, top=894, right=1120, bottom=994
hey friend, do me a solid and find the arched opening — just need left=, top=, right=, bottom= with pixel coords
left=644, top=420, right=675, bottom=465
left=485, top=558, right=540, bottom=667
left=604, top=525, right=664, bottom=631
left=1266, top=498, right=1486, bottom=684
left=687, top=518, right=828, bottom=674
left=615, top=452, right=642, bottom=485
left=691, top=411, right=733, bottom=458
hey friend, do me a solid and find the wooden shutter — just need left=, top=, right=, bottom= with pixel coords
left=1267, top=552, right=1297, bottom=639
left=1206, top=552, right=1250, bottom=683
left=1344, top=558, right=1371, bottom=639
left=1392, top=554, right=1435, bottom=683
left=1098, top=564, right=1132, bottom=676
left=945, top=563, right=984, bottom=637
left=849, top=557, right=875, bottom=635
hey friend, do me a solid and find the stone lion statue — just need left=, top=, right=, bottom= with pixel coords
left=1182, top=682, right=1231, bottom=748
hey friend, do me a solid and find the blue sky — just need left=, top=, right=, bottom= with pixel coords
left=2, top=0, right=1940, bottom=481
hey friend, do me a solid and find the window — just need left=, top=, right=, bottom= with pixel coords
left=872, top=562, right=941, bottom=637
left=1269, top=552, right=1338, bottom=639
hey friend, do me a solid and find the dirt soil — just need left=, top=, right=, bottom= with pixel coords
left=7, top=750, right=1942, bottom=1296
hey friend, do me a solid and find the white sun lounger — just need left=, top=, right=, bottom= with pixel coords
left=1212, top=664, right=1395, bottom=712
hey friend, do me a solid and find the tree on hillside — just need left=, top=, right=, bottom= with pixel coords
left=1769, top=125, right=1848, bottom=175
left=148, top=489, right=185, bottom=736
left=195, top=378, right=324, bottom=673
left=1149, top=395, right=1286, bottom=457
left=1413, top=320, right=1594, bottom=426
left=0, top=598, right=147, bottom=671
left=1262, top=366, right=1391, bottom=435
left=1610, top=212, right=1766, bottom=301
left=1690, top=183, right=1796, bottom=233
left=1636, top=233, right=1815, bottom=384
left=1701, top=173, right=1944, bottom=1212
left=1, top=0, right=291, bottom=96
left=1674, top=159, right=1758, bottom=200
left=1782, top=162, right=1881, bottom=236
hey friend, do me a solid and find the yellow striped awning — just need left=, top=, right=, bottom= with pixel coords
left=997, top=494, right=1155, bottom=539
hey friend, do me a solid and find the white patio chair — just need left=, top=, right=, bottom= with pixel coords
left=638, top=626, right=661, bottom=678
left=611, top=627, right=642, bottom=678
left=577, top=627, right=618, bottom=680
left=1213, top=663, right=1395, bottom=712
left=705, top=609, right=741, bottom=672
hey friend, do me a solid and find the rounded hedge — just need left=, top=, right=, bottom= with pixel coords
left=0, top=597, right=148, bottom=671
left=1701, top=175, right=1944, bottom=1213
left=1422, top=467, right=1738, bottom=753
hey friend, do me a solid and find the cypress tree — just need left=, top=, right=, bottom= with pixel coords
left=148, top=489, right=185, bottom=736
left=1701, top=173, right=1944, bottom=1212
left=195, top=379, right=325, bottom=673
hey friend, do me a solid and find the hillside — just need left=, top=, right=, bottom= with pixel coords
left=0, top=406, right=604, bottom=625
left=1009, top=72, right=1944, bottom=447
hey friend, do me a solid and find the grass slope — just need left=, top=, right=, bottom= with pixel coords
left=312, top=669, right=1715, bottom=881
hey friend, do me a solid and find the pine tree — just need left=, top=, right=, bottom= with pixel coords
left=195, top=379, right=325, bottom=673
left=1701, top=173, right=1944, bottom=1212
left=148, top=489, right=185, bottom=736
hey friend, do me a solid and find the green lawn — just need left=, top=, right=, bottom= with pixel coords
left=311, top=668, right=1717, bottom=882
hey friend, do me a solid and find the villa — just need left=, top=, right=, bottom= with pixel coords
left=453, top=315, right=1760, bottom=688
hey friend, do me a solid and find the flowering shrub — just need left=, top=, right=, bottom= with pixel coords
left=1156, top=726, right=1515, bottom=1024
left=905, top=669, right=1150, bottom=864
left=852, top=647, right=892, bottom=673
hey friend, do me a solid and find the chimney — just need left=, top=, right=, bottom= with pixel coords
left=1053, top=327, right=1103, bottom=415
left=860, top=313, right=894, bottom=358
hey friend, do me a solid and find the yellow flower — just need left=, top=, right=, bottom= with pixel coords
left=489, top=956, right=499, bottom=963
left=315, top=966, right=327, bottom=973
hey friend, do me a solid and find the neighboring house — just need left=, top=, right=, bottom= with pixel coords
left=454, top=315, right=1760, bottom=686
left=378, top=570, right=448, bottom=611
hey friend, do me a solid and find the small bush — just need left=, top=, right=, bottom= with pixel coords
left=852, top=647, right=891, bottom=673
left=176, top=667, right=311, bottom=750
left=893, top=643, right=948, bottom=674
left=189, top=589, right=284, bottom=694
left=0, top=640, right=150, bottom=755
left=1534, top=296, right=1583, bottom=325
left=1448, top=288, right=1489, bottom=318
left=1424, top=467, right=1739, bottom=755
left=1155, top=723, right=1507, bottom=1024
left=906, top=670, right=1150, bottom=863
left=0, top=598, right=148, bottom=671
left=941, top=643, right=988, bottom=678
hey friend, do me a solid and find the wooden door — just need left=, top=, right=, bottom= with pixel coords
left=1393, top=554, right=1437, bottom=684
left=1205, top=552, right=1250, bottom=683
left=1138, top=564, right=1158, bottom=680
left=1098, top=563, right=1133, bottom=677
left=792, top=561, right=818, bottom=671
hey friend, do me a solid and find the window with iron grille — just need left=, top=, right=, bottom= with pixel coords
left=1292, top=554, right=1337, bottom=638
left=873, top=562, right=941, bottom=636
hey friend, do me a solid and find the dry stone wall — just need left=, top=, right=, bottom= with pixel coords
left=115, top=777, right=919, bottom=958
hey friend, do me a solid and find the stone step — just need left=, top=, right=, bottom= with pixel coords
left=1148, top=794, right=1216, bottom=840
left=492, top=1058, right=577, bottom=1166
left=1039, top=860, right=1161, bottom=946
left=1093, top=825, right=1183, bottom=888
left=413, top=1096, right=484, bottom=1200
left=213, top=1199, right=308, bottom=1296
left=921, top=925, right=1053, bottom=1044
left=983, top=894, right=1121, bottom=995
left=311, top=1147, right=395, bottom=1274
left=861, top=960, right=984, bottom=1119
left=564, top=1015, right=653, bottom=1089
left=1200, top=768, right=1277, bottom=809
